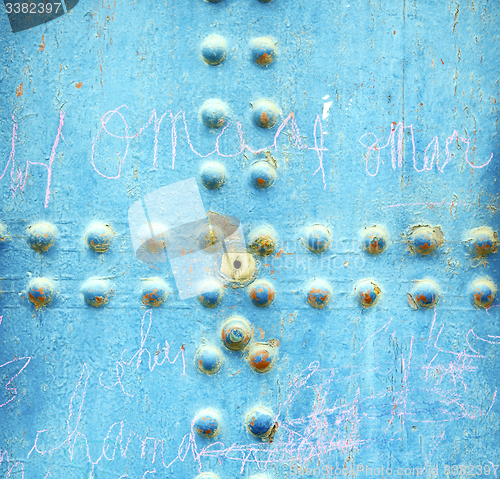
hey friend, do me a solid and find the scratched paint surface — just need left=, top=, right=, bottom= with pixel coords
left=1, top=1, right=499, bottom=478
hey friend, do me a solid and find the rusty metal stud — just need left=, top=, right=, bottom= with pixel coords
left=304, top=225, right=330, bottom=253
left=250, top=161, right=277, bottom=189
left=408, top=226, right=443, bottom=255
left=85, top=222, right=114, bottom=253
left=193, top=408, right=221, bottom=438
left=82, top=278, right=111, bottom=307
left=28, top=278, right=54, bottom=308
left=201, top=34, right=227, bottom=66
left=200, top=99, right=228, bottom=128
left=248, top=280, right=275, bottom=307
left=248, top=226, right=276, bottom=256
left=250, top=37, right=277, bottom=66
left=247, top=340, right=278, bottom=373
left=307, top=279, right=332, bottom=309
left=28, top=221, right=56, bottom=253
left=198, top=278, right=224, bottom=308
left=195, top=344, right=224, bottom=375
left=141, top=278, right=168, bottom=307
left=408, top=279, right=439, bottom=309
left=246, top=406, right=277, bottom=441
left=355, top=279, right=381, bottom=308
left=362, top=226, right=388, bottom=255
left=221, top=316, right=251, bottom=351
left=252, top=99, right=279, bottom=128
left=471, top=278, right=496, bottom=309
left=469, top=227, right=498, bottom=257
left=200, top=161, right=226, bottom=189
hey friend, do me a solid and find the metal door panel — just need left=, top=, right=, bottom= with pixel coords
left=0, top=1, right=499, bottom=478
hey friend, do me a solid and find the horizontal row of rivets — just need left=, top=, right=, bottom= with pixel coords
left=200, top=160, right=277, bottom=190
left=306, top=278, right=496, bottom=310
left=199, top=98, right=279, bottom=128
left=193, top=405, right=276, bottom=442
left=25, top=276, right=496, bottom=310
left=196, top=337, right=278, bottom=375
left=201, top=35, right=277, bottom=66
left=3, top=222, right=497, bottom=258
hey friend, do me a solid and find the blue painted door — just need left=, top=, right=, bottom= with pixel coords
left=1, top=1, right=499, bottom=478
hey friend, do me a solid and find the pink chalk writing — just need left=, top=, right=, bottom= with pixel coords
left=0, top=356, right=32, bottom=408
left=0, top=111, right=65, bottom=208
left=359, top=122, right=493, bottom=176
left=99, top=309, right=186, bottom=397
left=19, top=310, right=498, bottom=478
left=90, top=106, right=325, bottom=188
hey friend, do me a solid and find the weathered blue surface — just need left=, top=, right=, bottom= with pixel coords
left=1, top=1, right=499, bottom=478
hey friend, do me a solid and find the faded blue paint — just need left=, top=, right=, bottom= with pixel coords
left=0, top=0, right=499, bottom=478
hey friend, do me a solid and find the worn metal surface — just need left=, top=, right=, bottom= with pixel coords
left=0, top=1, right=499, bottom=478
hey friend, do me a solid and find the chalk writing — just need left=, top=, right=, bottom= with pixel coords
left=99, top=309, right=186, bottom=397
left=90, top=106, right=326, bottom=187
left=359, top=122, right=493, bottom=176
left=13, top=311, right=496, bottom=478
left=0, top=111, right=65, bottom=208
left=0, top=356, right=31, bottom=408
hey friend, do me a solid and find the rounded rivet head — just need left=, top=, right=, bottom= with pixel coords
left=247, top=406, right=277, bottom=441
left=215, top=242, right=258, bottom=288
left=200, top=161, right=226, bottom=189
left=141, top=278, right=168, bottom=307
left=193, top=408, right=221, bottom=438
left=201, top=34, right=227, bottom=65
left=195, top=344, right=223, bottom=375
left=200, top=99, right=228, bottom=129
left=85, top=223, right=114, bottom=253
left=198, top=279, right=224, bottom=308
left=248, top=280, right=275, bottom=307
left=410, top=280, right=439, bottom=309
left=0, top=222, right=7, bottom=242
left=471, top=278, right=496, bottom=309
left=248, top=226, right=276, bottom=256
left=252, top=99, right=279, bottom=128
left=307, top=280, right=332, bottom=309
left=250, top=161, right=277, bottom=189
left=469, top=227, right=498, bottom=257
left=195, top=473, right=220, bottom=479
left=250, top=37, right=277, bottom=66
left=28, top=278, right=54, bottom=308
left=82, top=279, right=110, bottom=307
left=137, top=223, right=167, bottom=255
left=304, top=225, right=330, bottom=253
left=362, top=226, right=388, bottom=255
left=409, top=226, right=443, bottom=255
left=197, top=223, right=224, bottom=253
left=27, top=222, right=56, bottom=253
left=355, top=279, right=381, bottom=308
left=248, top=340, right=278, bottom=373
left=221, top=316, right=251, bottom=351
